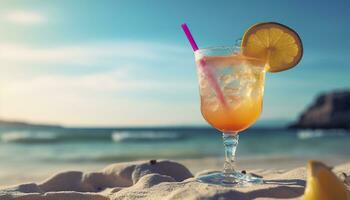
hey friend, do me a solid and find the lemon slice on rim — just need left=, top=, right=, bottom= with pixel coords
left=241, top=22, right=303, bottom=72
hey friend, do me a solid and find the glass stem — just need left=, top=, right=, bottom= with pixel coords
left=222, top=133, right=239, bottom=175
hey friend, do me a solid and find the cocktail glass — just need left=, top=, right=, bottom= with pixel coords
left=194, top=46, right=265, bottom=186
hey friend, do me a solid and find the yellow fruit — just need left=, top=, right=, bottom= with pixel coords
left=241, top=22, right=303, bottom=72
left=302, top=160, right=349, bottom=200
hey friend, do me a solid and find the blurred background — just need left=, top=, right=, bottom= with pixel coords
left=0, top=0, right=349, bottom=186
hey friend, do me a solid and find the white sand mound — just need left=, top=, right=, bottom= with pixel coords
left=0, top=160, right=349, bottom=200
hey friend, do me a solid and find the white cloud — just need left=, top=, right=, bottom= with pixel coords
left=2, top=68, right=193, bottom=95
left=0, top=41, right=188, bottom=66
left=3, top=10, right=45, bottom=25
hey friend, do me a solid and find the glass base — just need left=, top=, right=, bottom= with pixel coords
left=197, top=171, right=263, bottom=187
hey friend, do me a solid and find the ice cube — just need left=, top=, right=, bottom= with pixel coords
left=199, top=77, right=208, bottom=90
left=220, top=74, right=234, bottom=84
left=236, top=64, right=254, bottom=82
left=226, top=95, right=241, bottom=110
left=200, top=81, right=214, bottom=99
left=223, top=86, right=239, bottom=96
left=209, top=101, right=219, bottom=112
left=203, top=97, right=219, bottom=112
left=251, top=87, right=263, bottom=98
left=244, top=85, right=253, bottom=97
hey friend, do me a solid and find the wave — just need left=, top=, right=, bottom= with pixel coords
left=0, top=130, right=186, bottom=144
left=297, top=130, right=347, bottom=140
left=111, top=131, right=184, bottom=142
left=0, top=131, right=59, bottom=144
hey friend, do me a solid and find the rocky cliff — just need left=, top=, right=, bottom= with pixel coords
left=289, top=89, right=350, bottom=129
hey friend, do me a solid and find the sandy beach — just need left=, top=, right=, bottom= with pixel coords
left=1, top=155, right=349, bottom=188
left=1, top=158, right=349, bottom=200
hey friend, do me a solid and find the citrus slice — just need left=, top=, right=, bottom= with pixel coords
left=241, top=22, right=303, bottom=72
left=302, top=160, right=349, bottom=200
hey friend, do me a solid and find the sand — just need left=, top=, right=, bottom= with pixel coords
left=0, top=160, right=349, bottom=200
left=2, top=155, right=349, bottom=187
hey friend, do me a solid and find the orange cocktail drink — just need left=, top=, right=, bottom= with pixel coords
left=194, top=47, right=266, bottom=186
left=195, top=49, right=265, bottom=133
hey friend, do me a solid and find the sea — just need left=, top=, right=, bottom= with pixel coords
left=0, top=126, right=349, bottom=186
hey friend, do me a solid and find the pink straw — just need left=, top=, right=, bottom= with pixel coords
left=181, top=24, right=199, bottom=51
left=181, top=23, right=227, bottom=107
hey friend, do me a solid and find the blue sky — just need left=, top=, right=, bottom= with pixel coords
left=0, top=0, right=349, bottom=126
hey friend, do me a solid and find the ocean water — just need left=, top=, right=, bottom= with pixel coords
left=0, top=126, right=349, bottom=165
